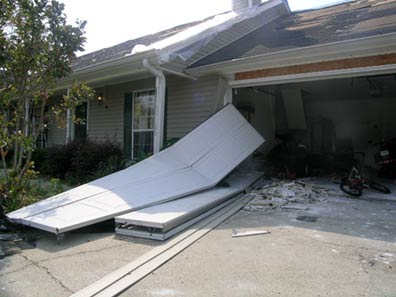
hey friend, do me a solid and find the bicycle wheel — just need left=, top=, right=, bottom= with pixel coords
left=340, top=177, right=363, bottom=197
left=368, top=181, right=391, bottom=194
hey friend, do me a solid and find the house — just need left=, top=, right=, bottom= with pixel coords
left=49, top=0, right=396, bottom=163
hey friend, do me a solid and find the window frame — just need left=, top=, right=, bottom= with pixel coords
left=73, top=100, right=89, bottom=140
left=132, top=88, right=156, bottom=159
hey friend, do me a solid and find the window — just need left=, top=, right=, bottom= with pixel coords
left=74, top=101, right=88, bottom=140
left=132, top=89, right=155, bottom=159
left=36, top=106, right=49, bottom=148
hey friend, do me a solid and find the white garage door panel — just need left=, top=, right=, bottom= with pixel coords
left=25, top=204, right=113, bottom=233
left=7, top=104, right=265, bottom=234
left=23, top=170, right=212, bottom=233
left=115, top=172, right=262, bottom=229
left=8, top=150, right=188, bottom=219
left=193, top=123, right=265, bottom=182
left=172, top=105, right=246, bottom=165
left=81, top=169, right=210, bottom=210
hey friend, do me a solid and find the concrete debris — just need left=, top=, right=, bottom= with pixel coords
left=232, top=229, right=270, bottom=238
left=296, top=215, right=318, bottom=222
left=362, top=252, right=395, bottom=271
left=282, top=205, right=310, bottom=211
left=373, top=253, right=395, bottom=266
left=244, top=179, right=336, bottom=212
left=0, top=232, right=37, bottom=258
left=0, top=233, right=23, bottom=241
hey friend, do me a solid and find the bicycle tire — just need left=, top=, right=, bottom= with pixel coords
left=340, top=177, right=363, bottom=197
left=368, top=181, right=391, bottom=194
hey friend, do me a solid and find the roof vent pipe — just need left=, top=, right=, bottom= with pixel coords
left=232, top=0, right=261, bottom=11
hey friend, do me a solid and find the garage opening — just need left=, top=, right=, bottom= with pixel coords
left=234, top=74, right=396, bottom=186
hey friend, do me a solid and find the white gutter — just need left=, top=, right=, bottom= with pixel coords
left=158, top=66, right=197, bottom=80
left=143, top=59, right=166, bottom=154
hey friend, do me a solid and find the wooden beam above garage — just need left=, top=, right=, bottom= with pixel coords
left=235, top=54, right=396, bottom=81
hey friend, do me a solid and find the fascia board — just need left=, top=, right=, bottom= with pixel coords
left=186, top=32, right=396, bottom=76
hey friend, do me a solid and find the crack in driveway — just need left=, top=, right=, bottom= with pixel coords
left=0, top=242, right=130, bottom=277
left=19, top=254, right=74, bottom=294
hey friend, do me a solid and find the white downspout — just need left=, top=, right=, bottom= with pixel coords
left=143, top=59, right=166, bottom=154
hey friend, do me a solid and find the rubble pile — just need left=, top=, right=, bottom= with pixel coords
left=244, top=179, right=336, bottom=212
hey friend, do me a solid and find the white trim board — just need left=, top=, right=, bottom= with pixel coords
left=7, top=104, right=264, bottom=234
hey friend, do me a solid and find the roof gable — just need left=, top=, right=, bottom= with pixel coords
left=72, top=0, right=289, bottom=72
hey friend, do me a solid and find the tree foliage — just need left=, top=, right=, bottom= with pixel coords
left=0, top=0, right=94, bottom=210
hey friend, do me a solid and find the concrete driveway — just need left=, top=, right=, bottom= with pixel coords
left=1, top=181, right=396, bottom=297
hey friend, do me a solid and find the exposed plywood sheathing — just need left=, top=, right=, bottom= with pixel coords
left=235, top=54, right=396, bottom=80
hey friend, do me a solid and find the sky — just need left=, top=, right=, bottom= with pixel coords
left=59, top=0, right=350, bottom=55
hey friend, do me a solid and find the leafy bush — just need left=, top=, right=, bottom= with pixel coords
left=67, top=139, right=125, bottom=181
left=40, top=140, right=82, bottom=179
left=93, top=155, right=126, bottom=179
left=40, top=139, right=126, bottom=184
left=1, top=168, right=43, bottom=213
left=31, top=149, right=48, bottom=172
left=0, top=174, right=68, bottom=213
left=161, top=138, right=179, bottom=150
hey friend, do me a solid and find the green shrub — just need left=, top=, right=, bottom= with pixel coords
left=161, top=138, right=179, bottom=150
left=0, top=168, right=44, bottom=213
left=31, top=148, right=48, bottom=172
left=93, top=155, right=126, bottom=179
left=40, top=139, right=126, bottom=184
left=68, top=139, right=125, bottom=181
left=41, top=140, right=82, bottom=179
left=0, top=174, right=69, bottom=213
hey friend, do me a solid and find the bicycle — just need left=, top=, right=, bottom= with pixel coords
left=340, top=152, right=391, bottom=197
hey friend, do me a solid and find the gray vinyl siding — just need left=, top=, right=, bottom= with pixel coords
left=88, top=78, right=155, bottom=145
left=47, top=75, right=218, bottom=146
left=166, top=75, right=218, bottom=139
left=89, top=75, right=218, bottom=144
left=46, top=78, right=155, bottom=147
left=47, top=124, right=66, bottom=146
